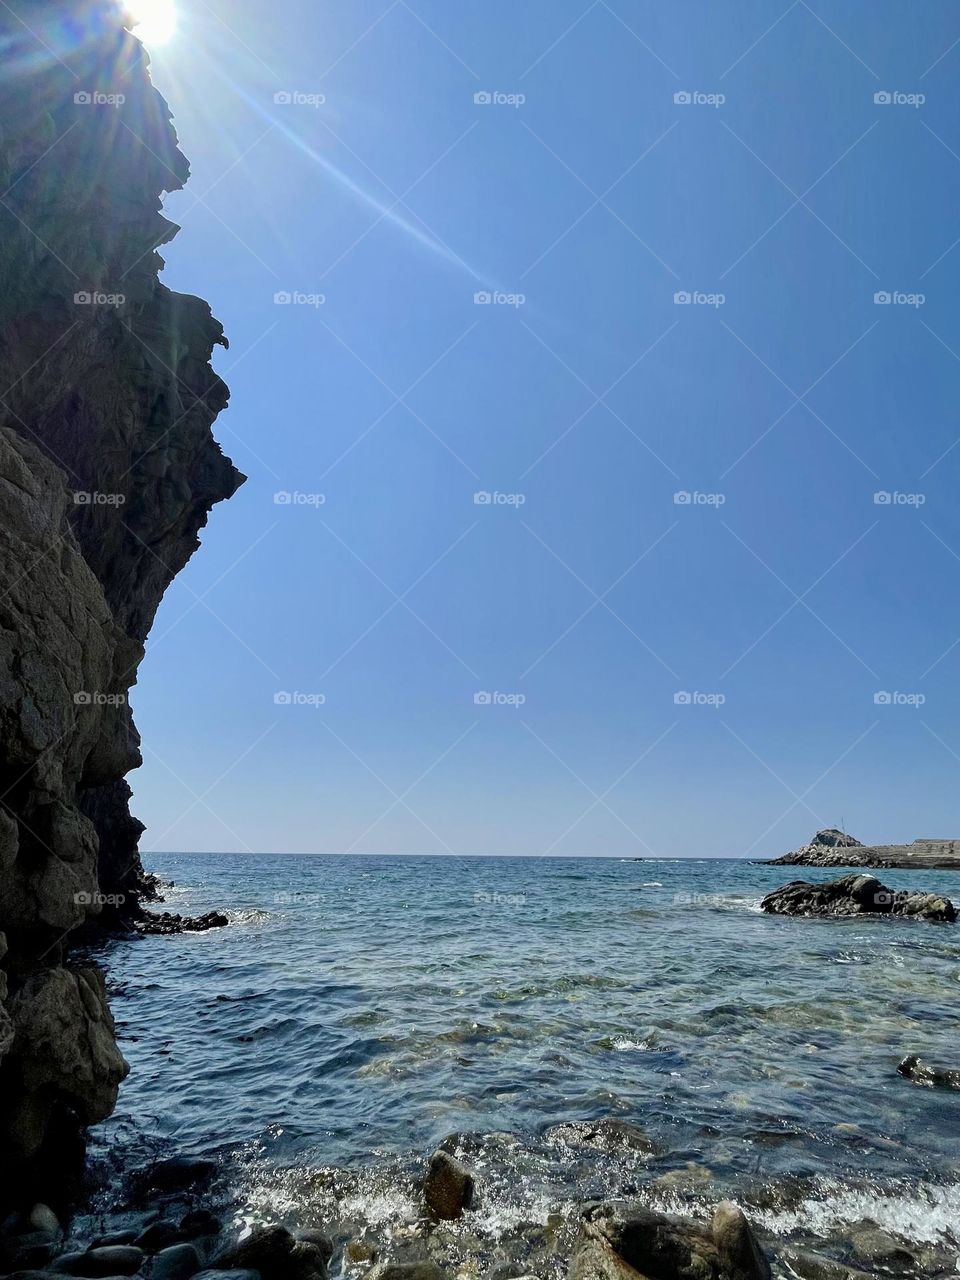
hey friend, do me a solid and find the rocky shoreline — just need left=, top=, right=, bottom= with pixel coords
left=2, top=1132, right=957, bottom=1280
left=765, top=830, right=960, bottom=871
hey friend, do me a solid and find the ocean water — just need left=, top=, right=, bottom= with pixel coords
left=84, top=854, right=960, bottom=1254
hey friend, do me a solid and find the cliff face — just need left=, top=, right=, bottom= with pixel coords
left=0, top=0, right=243, bottom=1199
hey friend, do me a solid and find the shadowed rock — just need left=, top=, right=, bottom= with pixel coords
left=0, top=0, right=243, bottom=1202
left=760, top=875, right=955, bottom=923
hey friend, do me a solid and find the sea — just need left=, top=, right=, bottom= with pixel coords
left=82, top=853, right=960, bottom=1263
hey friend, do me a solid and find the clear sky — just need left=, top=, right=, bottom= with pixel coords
left=131, top=0, right=960, bottom=857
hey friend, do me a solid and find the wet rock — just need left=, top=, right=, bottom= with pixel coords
left=135, top=912, right=229, bottom=936
left=652, top=1163, right=713, bottom=1193
left=152, top=1243, right=203, bottom=1280
left=844, top=1222, right=916, bottom=1267
left=212, top=1225, right=327, bottom=1280
left=781, top=1249, right=875, bottom=1280
left=711, top=1203, right=770, bottom=1280
left=367, top=1265, right=446, bottom=1280
left=344, top=1241, right=376, bottom=1264
left=28, top=1205, right=62, bottom=1238
left=53, top=1246, right=144, bottom=1276
left=193, top=1272, right=260, bottom=1280
left=136, top=1223, right=186, bottom=1252
left=570, top=1200, right=770, bottom=1280
left=423, top=1150, right=474, bottom=1220
left=760, top=875, right=956, bottom=923
left=90, top=1234, right=139, bottom=1249
left=140, top=1157, right=217, bottom=1195
left=897, top=1054, right=960, bottom=1089
left=545, top=1119, right=657, bottom=1156
left=292, top=1233, right=332, bottom=1265
left=180, top=1212, right=223, bottom=1241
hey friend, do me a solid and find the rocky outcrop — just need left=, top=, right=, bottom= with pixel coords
left=760, top=875, right=956, bottom=923
left=569, top=1200, right=770, bottom=1280
left=767, top=830, right=960, bottom=869
left=0, top=0, right=242, bottom=1202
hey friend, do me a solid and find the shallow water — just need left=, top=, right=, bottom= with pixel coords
left=85, top=854, right=960, bottom=1253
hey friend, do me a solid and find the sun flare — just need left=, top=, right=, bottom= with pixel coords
left=127, top=0, right=177, bottom=45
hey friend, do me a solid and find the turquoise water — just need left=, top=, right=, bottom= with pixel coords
left=87, top=854, right=960, bottom=1248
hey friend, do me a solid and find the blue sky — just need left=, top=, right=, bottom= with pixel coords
left=131, top=0, right=960, bottom=857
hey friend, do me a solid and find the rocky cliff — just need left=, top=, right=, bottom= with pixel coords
left=0, top=0, right=243, bottom=1205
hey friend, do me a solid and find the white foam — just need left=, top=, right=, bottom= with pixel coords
left=757, top=1179, right=960, bottom=1246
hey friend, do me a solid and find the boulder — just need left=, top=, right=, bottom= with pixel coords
left=152, top=1243, right=202, bottom=1280
left=212, top=1225, right=327, bottom=1280
left=423, top=1150, right=474, bottom=1220
left=897, top=1054, right=960, bottom=1089
left=812, top=830, right=863, bottom=848
left=53, top=1246, right=144, bottom=1276
left=711, top=1203, right=770, bottom=1280
left=760, top=875, right=955, bottom=923
left=569, top=1200, right=769, bottom=1280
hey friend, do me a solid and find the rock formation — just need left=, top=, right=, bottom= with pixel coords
left=569, top=1200, right=770, bottom=1280
left=767, top=830, right=960, bottom=870
left=0, top=0, right=243, bottom=1204
left=760, top=875, right=956, bottom=923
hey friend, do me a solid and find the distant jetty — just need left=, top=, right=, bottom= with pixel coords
left=766, top=828, right=960, bottom=870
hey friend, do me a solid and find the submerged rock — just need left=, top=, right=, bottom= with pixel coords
left=897, top=1054, right=960, bottom=1089
left=569, top=1200, right=770, bottom=1280
left=760, top=875, right=956, bottom=923
left=422, top=1150, right=474, bottom=1220
left=545, top=1119, right=658, bottom=1156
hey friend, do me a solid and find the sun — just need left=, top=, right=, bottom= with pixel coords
left=127, top=0, right=177, bottom=45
